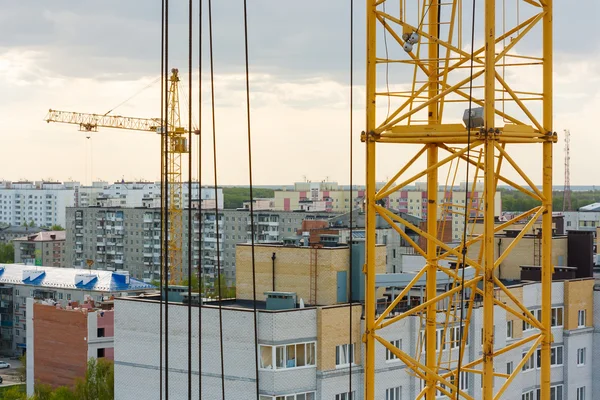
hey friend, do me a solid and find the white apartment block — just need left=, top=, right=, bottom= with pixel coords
left=0, top=181, right=79, bottom=228
left=114, top=276, right=595, bottom=400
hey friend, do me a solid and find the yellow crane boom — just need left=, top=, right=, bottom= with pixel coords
left=45, top=110, right=162, bottom=133
left=45, top=69, right=186, bottom=285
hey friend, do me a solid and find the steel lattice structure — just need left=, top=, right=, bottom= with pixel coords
left=362, top=0, right=555, bottom=398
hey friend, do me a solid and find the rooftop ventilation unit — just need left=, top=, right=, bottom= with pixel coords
left=265, top=291, right=297, bottom=310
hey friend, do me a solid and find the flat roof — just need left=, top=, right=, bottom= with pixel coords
left=0, top=263, right=155, bottom=292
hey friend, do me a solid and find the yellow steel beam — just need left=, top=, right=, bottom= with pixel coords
left=540, top=0, right=554, bottom=397
left=364, top=0, right=377, bottom=397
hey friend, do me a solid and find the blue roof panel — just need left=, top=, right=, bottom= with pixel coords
left=0, top=263, right=155, bottom=292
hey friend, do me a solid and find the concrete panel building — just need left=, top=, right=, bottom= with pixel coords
left=66, top=206, right=333, bottom=286
left=113, top=248, right=596, bottom=399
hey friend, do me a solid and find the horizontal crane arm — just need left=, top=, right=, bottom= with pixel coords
left=45, top=109, right=162, bottom=133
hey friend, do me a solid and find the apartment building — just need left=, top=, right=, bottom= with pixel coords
left=274, top=182, right=502, bottom=241
left=78, top=181, right=223, bottom=209
left=114, top=242, right=597, bottom=399
left=13, top=231, right=66, bottom=267
left=0, top=263, right=153, bottom=356
left=564, top=203, right=600, bottom=233
left=66, top=206, right=333, bottom=286
left=26, top=299, right=114, bottom=393
left=0, top=181, right=79, bottom=227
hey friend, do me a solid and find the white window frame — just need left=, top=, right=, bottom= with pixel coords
left=535, top=384, right=563, bottom=400
left=578, top=309, right=586, bottom=328
left=506, top=361, right=514, bottom=375
left=506, top=320, right=513, bottom=339
left=577, top=386, right=586, bottom=400
left=522, top=390, right=534, bottom=400
left=259, top=392, right=316, bottom=400
left=335, top=392, right=355, bottom=400
left=386, top=339, right=401, bottom=362
left=385, top=386, right=401, bottom=400
left=258, top=341, right=316, bottom=371
left=336, top=343, right=355, bottom=368
left=577, top=348, right=586, bottom=366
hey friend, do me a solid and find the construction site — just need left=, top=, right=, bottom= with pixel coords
left=4, top=0, right=599, bottom=399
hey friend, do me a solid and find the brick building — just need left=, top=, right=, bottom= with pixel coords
left=26, top=299, right=114, bottom=392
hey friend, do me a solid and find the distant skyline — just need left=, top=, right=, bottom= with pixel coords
left=1, top=1, right=599, bottom=186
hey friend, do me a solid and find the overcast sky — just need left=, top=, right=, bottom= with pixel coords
left=1, top=1, right=598, bottom=186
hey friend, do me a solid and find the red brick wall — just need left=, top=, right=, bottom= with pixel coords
left=34, top=304, right=88, bottom=388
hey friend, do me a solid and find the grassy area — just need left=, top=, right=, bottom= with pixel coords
left=223, top=187, right=275, bottom=209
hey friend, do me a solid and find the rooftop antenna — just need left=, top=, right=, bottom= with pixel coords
left=563, top=129, right=572, bottom=212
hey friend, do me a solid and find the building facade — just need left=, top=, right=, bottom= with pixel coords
left=0, top=181, right=79, bottom=228
left=66, top=207, right=333, bottom=286
left=26, top=299, right=115, bottom=394
left=113, top=243, right=596, bottom=399
left=13, top=231, right=66, bottom=267
left=274, top=182, right=501, bottom=241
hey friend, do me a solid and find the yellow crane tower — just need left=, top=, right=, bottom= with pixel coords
left=363, top=0, right=554, bottom=399
left=45, top=68, right=187, bottom=284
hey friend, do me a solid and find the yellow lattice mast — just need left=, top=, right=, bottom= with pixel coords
left=165, top=68, right=186, bottom=284
left=363, top=0, right=554, bottom=398
left=46, top=68, right=187, bottom=284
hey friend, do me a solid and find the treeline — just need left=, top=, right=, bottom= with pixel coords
left=223, top=187, right=275, bottom=209
left=501, top=189, right=600, bottom=212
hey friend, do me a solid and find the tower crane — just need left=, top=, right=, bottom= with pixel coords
left=45, top=68, right=187, bottom=284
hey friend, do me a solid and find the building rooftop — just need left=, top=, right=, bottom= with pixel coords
left=579, top=203, right=600, bottom=212
left=0, top=226, right=50, bottom=235
left=13, top=231, right=66, bottom=242
left=0, top=263, right=155, bottom=292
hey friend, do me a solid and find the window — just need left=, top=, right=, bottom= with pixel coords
left=386, top=339, right=401, bottom=361
left=522, top=390, right=534, bottom=400
left=259, top=342, right=316, bottom=370
left=97, top=348, right=105, bottom=358
left=335, top=392, right=354, bottom=400
left=577, top=387, right=586, bottom=400
left=535, top=384, right=563, bottom=400
left=506, top=361, right=514, bottom=375
left=522, top=352, right=535, bottom=371
left=578, top=309, right=586, bottom=327
left=506, top=320, right=513, bottom=339
left=259, top=392, right=315, bottom=400
left=98, top=328, right=105, bottom=338
left=336, top=343, right=355, bottom=367
left=386, top=386, right=401, bottom=400
left=523, top=307, right=563, bottom=331
left=67, top=293, right=71, bottom=301
left=577, top=348, right=586, bottom=366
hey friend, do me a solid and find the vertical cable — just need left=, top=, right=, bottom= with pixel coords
left=159, top=1, right=165, bottom=398
left=187, top=0, right=193, bottom=397
left=163, top=0, right=170, bottom=396
left=241, top=0, right=260, bottom=397
left=456, top=0, right=477, bottom=397
left=348, top=0, right=354, bottom=395
left=197, top=0, right=204, bottom=397
left=207, top=1, right=226, bottom=398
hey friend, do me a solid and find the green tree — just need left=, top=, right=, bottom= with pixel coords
left=50, top=225, right=65, bottom=231
left=18, top=354, right=26, bottom=382
left=73, top=358, right=114, bottom=400
left=1, top=385, right=26, bottom=400
left=0, top=243, right=14, bottom=263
